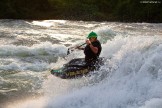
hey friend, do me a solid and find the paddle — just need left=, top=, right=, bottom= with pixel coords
left=67, top=43, right=86, bottom=55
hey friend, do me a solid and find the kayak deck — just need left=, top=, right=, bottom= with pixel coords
left=51, top=57, right=104, bottom=79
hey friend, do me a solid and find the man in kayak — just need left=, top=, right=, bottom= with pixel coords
left=51, top=32, right=102, bottom=79
left=77, top=31, right=102, bottom=63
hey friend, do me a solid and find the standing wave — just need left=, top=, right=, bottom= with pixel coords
left=0, top=42, right=67, bottom=72
left=42, top=35, right=162, bottom=108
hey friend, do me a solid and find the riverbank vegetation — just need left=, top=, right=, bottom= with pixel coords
left=0, top=0, right=161, bottom=22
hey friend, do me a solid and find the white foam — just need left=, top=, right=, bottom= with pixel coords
left=139, top=98, right=162, bottom=108
left=0, top=42, right=66, bottom=56
left=0, top=42, right=67, bottom=71
left=42, top=36, right=162, bottom=108
left=94, top=27, right=117, bottom=44
left=31, top=20, right=67, bottom=27
left=6, top=97, right=48, bottom=108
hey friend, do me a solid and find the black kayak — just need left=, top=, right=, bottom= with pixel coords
left=50, top=57, right=105, bottom=79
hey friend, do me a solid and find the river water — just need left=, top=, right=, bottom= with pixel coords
left=0, top=20, right=162, bottom=108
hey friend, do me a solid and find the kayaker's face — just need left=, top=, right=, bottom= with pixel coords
left=89, top=37, right=96, bottom=42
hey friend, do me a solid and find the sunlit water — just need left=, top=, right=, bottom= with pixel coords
left=0, top=20, right=162, bottom=108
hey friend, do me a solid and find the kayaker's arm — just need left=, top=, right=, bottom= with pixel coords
left=89, top=44, right=98, bottom=54
left=86, top=39, right=98, bottom=54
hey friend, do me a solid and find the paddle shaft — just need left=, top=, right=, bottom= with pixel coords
left=67, top=43, right=86, bottom=55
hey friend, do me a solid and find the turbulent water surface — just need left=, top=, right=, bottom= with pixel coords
left=0, top=20, right=162, bottom=108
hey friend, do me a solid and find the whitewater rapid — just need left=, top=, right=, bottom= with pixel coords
left=0, top=20, right=162, bottom=108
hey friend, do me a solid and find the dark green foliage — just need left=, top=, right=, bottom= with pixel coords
left=0, top=0, right=162, bottom=22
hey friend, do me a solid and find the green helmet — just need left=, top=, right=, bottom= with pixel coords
left=87, top=31, right=98, bottom=39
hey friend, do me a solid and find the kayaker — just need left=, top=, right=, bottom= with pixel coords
left=77, top=31, right=102, bottom=63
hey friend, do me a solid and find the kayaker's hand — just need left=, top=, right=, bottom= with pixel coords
left=86, top=39, right=91, bottom=45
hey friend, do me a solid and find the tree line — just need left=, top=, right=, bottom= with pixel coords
left=0, top=0, right=161, bottom=22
